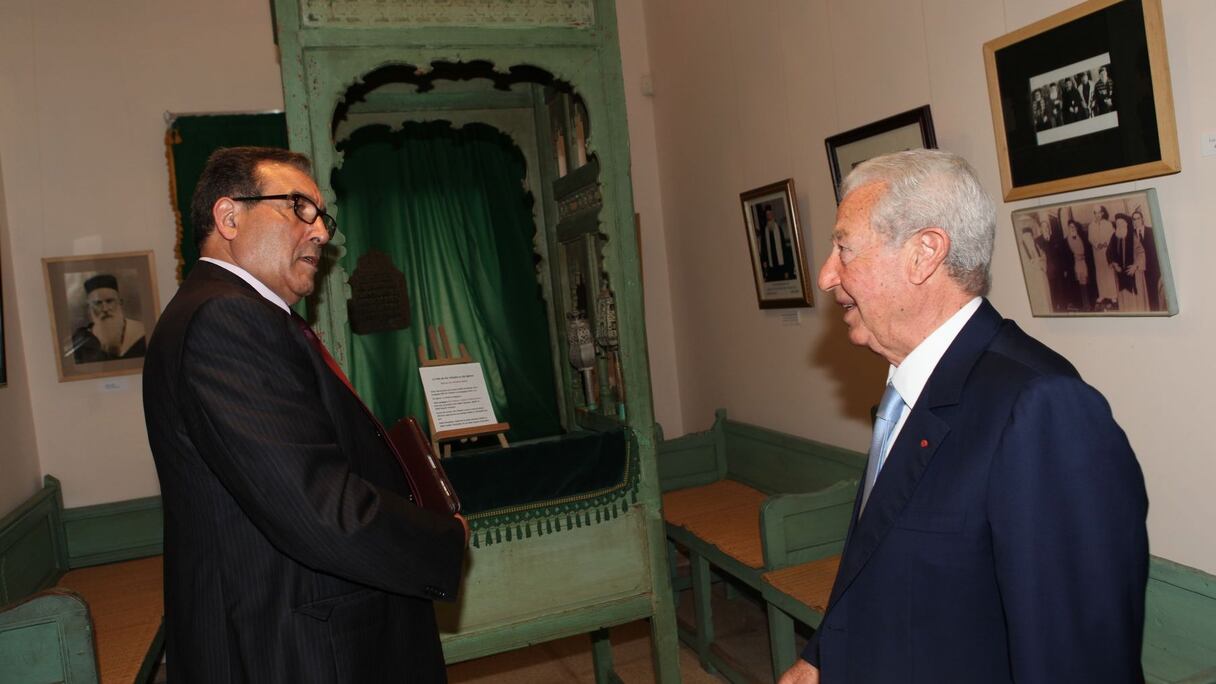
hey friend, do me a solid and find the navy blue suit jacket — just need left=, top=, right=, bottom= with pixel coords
left=802, top=300, right=1148, bottom=682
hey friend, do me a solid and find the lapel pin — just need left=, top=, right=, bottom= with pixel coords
left=920, top=439, right=929, bottom=448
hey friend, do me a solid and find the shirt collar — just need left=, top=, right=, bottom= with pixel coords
left=198, top=257, right=291, bottom=313
left=887, top=297, right=982, bottom=409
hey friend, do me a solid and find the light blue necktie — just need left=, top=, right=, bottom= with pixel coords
left=860, top=383, right=905, bottom=514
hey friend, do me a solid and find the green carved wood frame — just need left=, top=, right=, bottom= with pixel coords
left=268, top=1, right=678, bottom=678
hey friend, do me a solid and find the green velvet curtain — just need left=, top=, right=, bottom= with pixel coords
left=167, top=113, right=288, bottom=279
left=333, top=121, right=561, bottom=442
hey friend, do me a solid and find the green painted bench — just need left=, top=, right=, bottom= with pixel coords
left=757, top=553, right=1216, bottom=683
left=0, top=477, right=164, bottom=684
left=1142, top=557, right=1216, bottom=683
left=657, top=409, right=862, bottom=682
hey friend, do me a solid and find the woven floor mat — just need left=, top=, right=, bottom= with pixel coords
left=763, top=555, right=841, bottom=614
left=58, top=556, right=163, bottom=684
left=662, top=480, right=767, bottom=568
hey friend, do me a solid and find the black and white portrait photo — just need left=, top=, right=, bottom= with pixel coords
left=66, top=273, right=148, bottom=364
left=1029, top=54, right=1118, bottom=146
left=753, top=201, right=795, bottom=283
left=42, top=251, right=159, bottom=382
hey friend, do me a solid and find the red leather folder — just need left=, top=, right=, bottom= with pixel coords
left=386, top=417, right=462, bottom=514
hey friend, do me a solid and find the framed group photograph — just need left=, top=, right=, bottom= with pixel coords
left=824, top=105, right=937, bottom=203
left=42, top=251, right=160, bottom=382
left=983, top=0, right=1179, bottom=201
left=1011, top=188, right=1177, bottom=317
left=739, top=179, right=813, bottom=309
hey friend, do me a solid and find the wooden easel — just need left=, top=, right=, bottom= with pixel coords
left=418, top=325, right=510, bottom=458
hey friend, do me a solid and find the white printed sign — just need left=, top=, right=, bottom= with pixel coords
left=418, top=363, right=500, bottom=432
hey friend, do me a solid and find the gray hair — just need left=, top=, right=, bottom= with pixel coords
left=840, top=149, right=996, bottom=295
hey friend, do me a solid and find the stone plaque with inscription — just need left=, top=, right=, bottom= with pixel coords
left=348, top=249, right=411, bottom=335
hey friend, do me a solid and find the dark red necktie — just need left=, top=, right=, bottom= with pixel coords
left=290, top=311, right=424, bottom=504
left=290, top=311, right=359, bottom=396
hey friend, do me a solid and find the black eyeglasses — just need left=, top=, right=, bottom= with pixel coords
left=233, top=193, right=337, bottom=237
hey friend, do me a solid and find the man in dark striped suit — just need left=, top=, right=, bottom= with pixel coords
left=144, top=147, right=467, bottom=683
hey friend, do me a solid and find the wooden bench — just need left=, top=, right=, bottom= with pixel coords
left=657, top=410, right=861, bottom=682
left=1142, top=557, right=1216, bottom=684
left=660, top=411, right=1216, bottom=683
left=0, top=477, right=164, bottom=684
left=759, top=555, right=839, bottom=676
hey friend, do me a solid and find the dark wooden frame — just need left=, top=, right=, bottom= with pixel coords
left=824, top=105, right=937, bottom=204
left=983, top=0, right=1179, bottom=201
left=739, top=179, right=814, bottom=309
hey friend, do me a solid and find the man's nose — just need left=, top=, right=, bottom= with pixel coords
left=307, top=218, right=330, bottom=245
left=818, top=252, right=840, bottom=292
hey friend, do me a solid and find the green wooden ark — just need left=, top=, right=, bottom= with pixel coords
left=268, top=0, right=681, bottom=679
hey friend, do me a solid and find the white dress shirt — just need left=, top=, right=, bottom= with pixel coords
left=881, top=297, right=982, bottom=463
left=199, top=257, right=290, bottom=314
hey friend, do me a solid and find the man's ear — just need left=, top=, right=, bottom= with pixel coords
left=907, top=227, right=950, bottom=285
left=212, top=198, right=239, bottom=241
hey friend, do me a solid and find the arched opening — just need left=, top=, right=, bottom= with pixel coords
left=327, top=61, right=617, bottom=447
left=333, top=121, right=560, bottom=441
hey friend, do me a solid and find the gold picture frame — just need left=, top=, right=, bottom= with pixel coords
left=739, top=179, right=813, bottom=309
left=982, top=0, right=1179, bottom=201
left=42, top=251, right=159, bottom=382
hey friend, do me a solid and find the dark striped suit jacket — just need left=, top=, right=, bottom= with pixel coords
left=143, top=261, right=464, bottom=683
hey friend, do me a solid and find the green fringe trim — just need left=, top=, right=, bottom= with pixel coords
left=464, top=432, right=642, bottom=547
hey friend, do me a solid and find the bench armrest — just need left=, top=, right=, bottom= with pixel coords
left=760, top=480, right=858, bottom=569
left=0, top=589, right=98, bottom=682
left=656, top=412, right=728, bottom=492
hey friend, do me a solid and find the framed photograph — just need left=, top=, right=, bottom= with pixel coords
left=739, top=179, right=813, bottom=309
left=42, top=251, right=160, bottom=382
left=1011, top=188, right=1176, bottom=317
left=983, top=0, right=1179, bottom=201
left=825, top=105, right=937, bottom=203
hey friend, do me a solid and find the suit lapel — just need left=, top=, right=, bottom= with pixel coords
left=825, top=300, right=1005, bottom=610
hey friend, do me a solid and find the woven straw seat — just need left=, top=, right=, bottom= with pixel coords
left=662, top=480, right=767, bottom=568
left=763, top=554, right=840, bottom=615
left=57, top=556, right=163, bottom=684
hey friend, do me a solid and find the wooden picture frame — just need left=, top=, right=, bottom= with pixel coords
left=42, top=251, right=160, bottom=382
left=739, top=179, right=813, bottom=309
left=824, top=105, right=937, bottom=204
left=983, top=0, right=1179, bottom=201
left=1011, top=188, right=1177, bottom=317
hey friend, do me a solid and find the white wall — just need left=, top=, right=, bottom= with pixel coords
left=615, top=0, right=684, bottom=436
left=640, top=0, right=1216, bottom=574
left=0, top=0, right=285, bottom=508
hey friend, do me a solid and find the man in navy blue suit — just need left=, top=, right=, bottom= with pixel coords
left=780, top=149, right=1148, bottom=683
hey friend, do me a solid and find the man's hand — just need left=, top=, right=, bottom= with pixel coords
left=454, top=513, right=470, bottom=547
left=778, top=659, right=820, bottom=684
